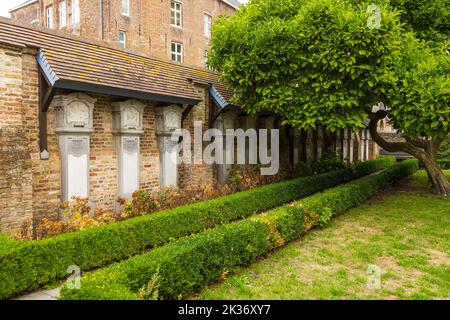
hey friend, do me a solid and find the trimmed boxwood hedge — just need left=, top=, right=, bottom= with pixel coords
left=0, top=235, right=19, bottom=256
left=0, top=157, right=395, bottom=299
left=60, top=159, right=418, bottom=300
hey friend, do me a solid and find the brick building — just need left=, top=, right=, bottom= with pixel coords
left=10, top=0, right=239, bottom=68
left=0, top=7, right=378, bottom=235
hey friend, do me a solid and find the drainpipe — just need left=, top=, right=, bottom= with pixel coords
left=99, top=0, right=104, bottom=40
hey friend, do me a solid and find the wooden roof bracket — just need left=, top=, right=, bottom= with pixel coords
left=38, top=70, right=55, bottom=160
left=37, top=50, right=59, bottom=160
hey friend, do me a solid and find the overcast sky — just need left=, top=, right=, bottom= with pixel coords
left=0, top=0, right=249, bottom=18
left=0, top=0, right=24, bottom=17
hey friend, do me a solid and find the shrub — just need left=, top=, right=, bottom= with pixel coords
left=21, top=153, right=381, bottom=240
left=60, top=159, right=418, bottom=300
left=32, top=198, right=117, bottom=240
left=0, top=234, right=19, bottom=256
left=0, top=157, right=395, bottom=299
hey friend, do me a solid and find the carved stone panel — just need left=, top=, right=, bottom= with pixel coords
left=123, top=107, right=140, bottom=129
left=112, top=99, right=145, bottom=134
left=66, top=101, right=90, bottom=128
left=155, top=105, right=183, bottom=136
left=54, top=93, right=96, bottom=133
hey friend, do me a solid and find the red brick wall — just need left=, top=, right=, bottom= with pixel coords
left=0, top=45, right=217, bottom=234
left=10, top=0, right=237, bottom=68
left=0, top=44, right=34, bottom=234
left=38, top=95, right=165, bottom=215
left=10, top=1, right=40, bottom=26
left=178, top=86, right=216, bottom=188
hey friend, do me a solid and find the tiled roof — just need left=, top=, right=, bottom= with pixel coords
left=0, top=17, right=234, bottom=106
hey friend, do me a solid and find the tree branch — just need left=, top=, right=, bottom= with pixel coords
left=405, top=137, right=428, bottom=149
left=367, top=111, right=425, bottom=158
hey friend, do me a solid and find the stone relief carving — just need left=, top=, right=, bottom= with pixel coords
left=112, top=99, right=145, bottom=134
left=123, top=107, right=140, bottom=129
left=54, top=93, right=96, bottom=133
left=165, top=110, right=181, bottom=131
left=155, top=105, right=183, bottom=136
left=66, top=101, right=90, bottom=127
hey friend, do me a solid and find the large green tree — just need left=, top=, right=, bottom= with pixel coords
left=389, top=0, right=449, bottom=45
left=209, top=0, right=450, bottom=195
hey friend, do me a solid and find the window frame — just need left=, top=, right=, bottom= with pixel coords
left=59, top=1, right=67, bottom=28
left=170, top=1, right=182, bottom=28
left=171, top=42, right=183, bottom=63
left=122, top=0, right=130, bottom=16
left=72, top=0, right=80, bottom=25
left=46, top=5, right=53, bottom=29
left=204, top=13, right=212, bottom=38
left=119, top=31, right=127, bottom=49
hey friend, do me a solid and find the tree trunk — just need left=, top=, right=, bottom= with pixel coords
left=367, top=110, right=450, bottom=197
left=421, top=154, right=450, bottom=197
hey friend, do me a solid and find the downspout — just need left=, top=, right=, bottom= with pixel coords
left=99, top=0, right=104, bottom=40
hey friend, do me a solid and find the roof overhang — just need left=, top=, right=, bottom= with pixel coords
left=54, top=79, right=200, bottom=106
left=36, top=50, right=200, bottom=106
left=209, top=85, right=229, bottom=110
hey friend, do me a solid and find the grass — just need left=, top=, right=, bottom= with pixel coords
left=196, top=170, right=450, bottom=300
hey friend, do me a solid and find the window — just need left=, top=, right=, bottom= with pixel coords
left=171, top=42, right=183, bottom=62
left=122, top=0, right=130, bottom=16
left=204, top=13, right=212, bottom=38
left=170, top=1, right=182, bottom=27
left=59, top=1, right=67, bottom=28
left=46, top=6, right=53, bottom=29
left=72, top=0, right=80, bottom=24
left=119, top=31, right=126, bottom=48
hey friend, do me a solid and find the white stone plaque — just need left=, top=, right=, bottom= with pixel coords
left=120, top=136, right=140, bottom=196
left=66, top=136, right=89, bottom=199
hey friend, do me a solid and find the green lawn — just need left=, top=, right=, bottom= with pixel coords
left=196, top=170, right=450, bottom=300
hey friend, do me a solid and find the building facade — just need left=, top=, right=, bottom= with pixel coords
left=10, top=0, right=239, bottom=68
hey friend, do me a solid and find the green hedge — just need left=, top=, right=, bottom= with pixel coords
left=0, top=235, right=19, bottom=256
left=60, top=159, right=418, bottom=300
left=0, top=157, right=395, bottom=299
